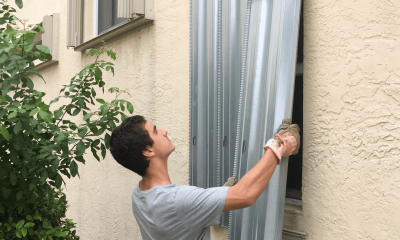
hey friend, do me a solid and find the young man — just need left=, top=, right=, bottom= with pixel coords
left=109, top=115, right=300, bottom=240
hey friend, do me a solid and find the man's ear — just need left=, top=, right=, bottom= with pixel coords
left=142, top=148, right=155, bottom=158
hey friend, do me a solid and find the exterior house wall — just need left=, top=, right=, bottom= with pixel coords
left=283, top=0, right=400, bottom=239
left=13, top=0, right=190, bottom=239
left=12, top=0, right=400, bottom=239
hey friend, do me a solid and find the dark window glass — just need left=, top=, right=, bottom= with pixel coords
left=98, top=0, right=127, bottom=34
left=286, top=1, right=304, bottom=200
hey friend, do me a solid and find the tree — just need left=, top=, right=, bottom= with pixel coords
left=0, top=1, right=133, bottom=239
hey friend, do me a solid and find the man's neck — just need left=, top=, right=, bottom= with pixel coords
left=139, top=157, right=172, bottom=191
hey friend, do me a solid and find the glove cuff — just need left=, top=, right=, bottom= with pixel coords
left=264, top=138, right=282, bottom=165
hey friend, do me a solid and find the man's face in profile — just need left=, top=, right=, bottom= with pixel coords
left=144, top=122, right=175, bottom=159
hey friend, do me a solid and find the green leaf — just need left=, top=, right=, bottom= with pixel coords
left=26, top=78, right=34, bottom=90
left=91, top=87, right=97, bottom=97
left=21, top=168, right=27, bottom=177
left=83, top=112, right=93, bottom=121
left=29, top=108, right=38, bottom=116
left=40, top=170, right=48, bottom=185
left=120, top=101, right=125, bottom=111
left=105, top=133, right=111, bottom=148
left=101, top=143, right=106, bottom=159
left=7, top=111, right=17, bottom=119
left=16, top=191, right=23, bottom=201
left=96, top=98, right=106, bottom=104
left=91, top=147, right=100, bottom=161
left=14, top=120, right=22, bottom=134
left=36, top=45, right=50, bottom=54
left=24, top=222, right=35, bottom=228
left=51, top=158, right=59, bottom=172
left=75, top=140, right=86, bottom=156
left=6, top=105, right=17, bottom=111
left=21, top=227, right=27, bottom=237
left=95, top=128, right=105, bottom=136
left=2, top=187, right=10, bottom=199
left=100, top=105, right=108, bottom=115
left=16, top=220, right=25, bottom=230
left=0, top=109, right=7, bottom=119
left=54, top=109, right=63, bottom=119
left=0, top=53, right=8, bottom=63
left=38, top=110, right=51, bottom=122
left=72, top=107, right=80, bottom=116
left=70, top=161, right=78, bottom=177
left=0, top=95, right=6, bottom=102
left=0, top=125, right=9, bottom=141
left=15, top=229, right=22, bottom=238
left=15, top=0, right=23, bottom=8
left=49, top=97, right=59, bottom=105
left=9, top=172, right=17, bottom=186
left=78, top=126, right=87, bottom=137
left=94, top=67, right=102, bottom=80
left=126, top=102, right=134, bottom=114
left=55, top=174, right=62, bottom=188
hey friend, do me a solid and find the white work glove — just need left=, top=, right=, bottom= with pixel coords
left=264, top=118, right=300, bottom=164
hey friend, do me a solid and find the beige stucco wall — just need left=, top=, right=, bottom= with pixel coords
left=283, top=0, right=400, bottom=239
left=13, top=0, right=190, bottom=239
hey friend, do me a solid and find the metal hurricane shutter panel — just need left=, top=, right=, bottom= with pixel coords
left=190, top=0, right=301, bottom=238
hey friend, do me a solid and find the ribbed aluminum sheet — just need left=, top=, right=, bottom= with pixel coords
left=190, top=0, right=301, bottom=238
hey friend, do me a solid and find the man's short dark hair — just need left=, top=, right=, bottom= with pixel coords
left=109, top=115, right=153, bottom=176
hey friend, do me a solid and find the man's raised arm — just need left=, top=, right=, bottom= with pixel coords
left=222, top=121, right=300, bottom=212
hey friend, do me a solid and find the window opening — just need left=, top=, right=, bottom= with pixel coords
left=286, top=0, right=304, bottom=201
left=98, top=0, right=127, bottom=35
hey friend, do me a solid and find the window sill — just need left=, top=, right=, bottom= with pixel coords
left=282, top=229, right=307, bottom=240
left=34, top=59, right=59, bottom=71
left=74, top=15, right=154, bottom=52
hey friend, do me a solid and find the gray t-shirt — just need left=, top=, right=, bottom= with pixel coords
left=132, top=183, right=229, bottom=240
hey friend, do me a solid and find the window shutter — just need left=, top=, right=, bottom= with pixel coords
left=42, top=13, right=60, bottom=60
left=67, top=0, right=83, bottom=47
left=117, top=0, right=144, bottom=19
left=117, top=0, right=155, bottom=20
left=42, top=15, right=53, bottom=53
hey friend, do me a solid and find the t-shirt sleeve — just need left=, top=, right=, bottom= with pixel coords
left=175, top=186, right=229, bottom=229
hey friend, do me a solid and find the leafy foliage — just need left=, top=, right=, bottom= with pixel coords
left=0, top=1, right=133, bottom=239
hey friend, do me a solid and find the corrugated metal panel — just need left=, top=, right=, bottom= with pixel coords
left=190, top=0, right=301, bottom=238
left=67, top=0, right=83, bottom=47
left=229, top=0, right=301, bottom=239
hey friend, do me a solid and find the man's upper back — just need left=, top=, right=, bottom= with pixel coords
left=132, top=183, right=228, bottom=240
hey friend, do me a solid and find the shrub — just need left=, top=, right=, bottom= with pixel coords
left=0, top=1, right=133, bottom=239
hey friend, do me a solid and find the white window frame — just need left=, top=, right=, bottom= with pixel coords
left=74, top=0, right=155, bottom=52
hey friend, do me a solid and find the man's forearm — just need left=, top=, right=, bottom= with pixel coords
left=236, top=149, right=278, bottom=204
left=223, top=149, right=278, bottom=211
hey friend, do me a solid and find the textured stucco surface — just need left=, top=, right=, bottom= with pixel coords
left=285, top=0, right=400, bottom=239
left=14, top=0, right=190, bottom=239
